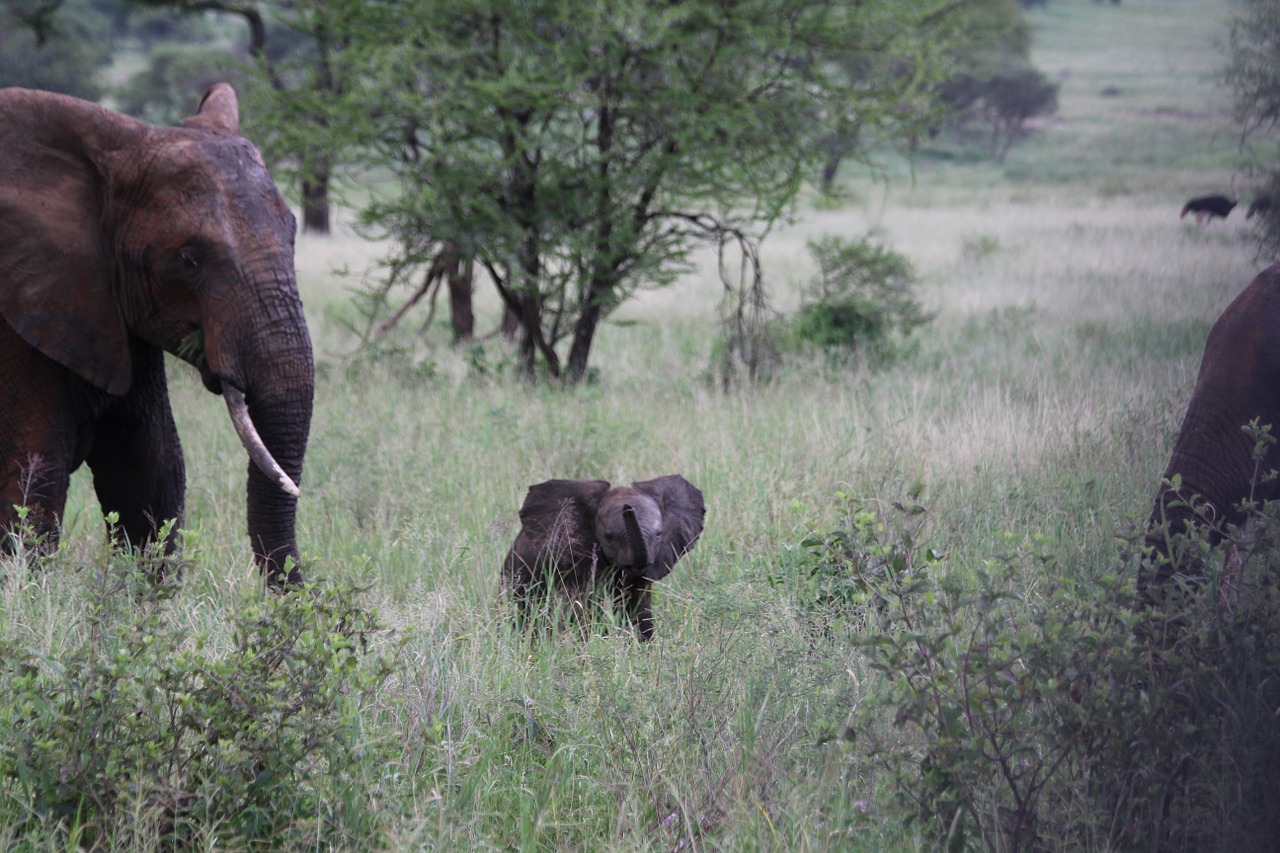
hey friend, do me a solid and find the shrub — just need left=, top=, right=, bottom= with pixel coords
left=0, top=542, right=401, bottom=850
left=785, top=232, right=930, bottom=366
left=769, top=486, right=936, bottom=637
left=789, top=478, right=1280, bottom=852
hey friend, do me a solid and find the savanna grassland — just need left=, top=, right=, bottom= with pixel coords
left=4, top=1, right=1273, bottom=850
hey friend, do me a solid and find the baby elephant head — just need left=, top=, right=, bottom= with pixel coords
left=503, top=474, right=706, bottom=641
left=595, top=487, right=664, bottom=572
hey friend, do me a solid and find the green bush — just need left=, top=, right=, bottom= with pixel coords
left=770, top=486, right=936, bottom=637
left=787, top=481, right=1280, bottom=853
left=0, top=543, right=401, bottom=850
left=786, top=232, right=930, bottom=365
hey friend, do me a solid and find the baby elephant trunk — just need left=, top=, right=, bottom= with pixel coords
left=622, top=504, right=650, bottom=567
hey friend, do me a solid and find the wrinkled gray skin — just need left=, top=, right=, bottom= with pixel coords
left=503, top=475, right=706, bottom=640
left=1142, top=263, right=1280, bottom=599
left=0, top=84, right=313, bottom=585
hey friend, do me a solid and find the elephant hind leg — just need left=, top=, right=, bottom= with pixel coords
left=0, top=334, right=80, bottom=553
left=0, top=451, right=72, bottom=553
left=503, top=552, right=546, bottom=636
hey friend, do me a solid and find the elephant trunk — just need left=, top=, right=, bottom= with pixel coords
left=622, top=504, right=649, bottom=567
left=242, top=370, right=312, bottom=586
left=222, top=275, right=315, bottom=586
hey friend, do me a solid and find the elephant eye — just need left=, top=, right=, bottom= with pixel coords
left=180, top=249, right=199, bottom=269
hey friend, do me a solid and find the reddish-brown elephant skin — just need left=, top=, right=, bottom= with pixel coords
left=1142, top=263, right=1280, bottom=599
left=503, top=475, right=705, bottom=641
left=0, top=85, right=314, bottom=585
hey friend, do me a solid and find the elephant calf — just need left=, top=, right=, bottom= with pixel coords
left=503, top=475, right=705, bottom=641
left=1142, top=262, right=1280, bottom=601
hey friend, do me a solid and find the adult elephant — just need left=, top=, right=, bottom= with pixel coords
left=0, top=84, right=313, bottom=585
left=1142, top=262, right=1280, bottom=598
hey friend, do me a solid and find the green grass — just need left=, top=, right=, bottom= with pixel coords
left=3, top=0, right=1273, bottom=849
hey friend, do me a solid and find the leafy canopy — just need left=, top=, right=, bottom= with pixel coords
left=352, top=0, right=977, bottom=380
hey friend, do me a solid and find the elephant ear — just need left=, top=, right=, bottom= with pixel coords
left=181, top=83, right=240, bottom=134
left=633, top=475, right=705, bottom=581
left=0, top=88, right=138, bottom=394
left=511, top=479, right=613, bottom=575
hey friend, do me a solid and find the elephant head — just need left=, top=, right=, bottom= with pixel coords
left=1143, top=262, right=1280, bottom=601
left=503, top=475, right=705, bottom=640
left=0, top=84, right=313, bottom=584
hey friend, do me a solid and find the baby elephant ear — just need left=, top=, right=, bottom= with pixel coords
left=633, top=475, right=705, bottom=581
left=514, top=479, right=613, bottom=571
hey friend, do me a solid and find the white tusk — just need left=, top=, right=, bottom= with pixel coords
left=222, top=386, right=300, bottom=497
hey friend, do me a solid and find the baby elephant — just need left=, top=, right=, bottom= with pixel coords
left=503, top=475, right=705, bottom=641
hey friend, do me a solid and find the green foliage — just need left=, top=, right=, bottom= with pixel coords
left=351, top=0, right=970, bottom=381
left=0, top=0, right=113, bottom=98
left=1226, top=0, right=1280, bottom=146
left=0, top=544, right=401, bottom=850
left=770, top=486, right=936, bottom=637
left=960, top=232, right=1003, bottom=262
left=0, top=1, right=1260, bottom=849
left=943, top=61, right=1060, bottom=161
left=785, top=232, right=930, bottom=365
left=803, top=479, right=1280, bottom=853
left=113, top=43, right=245, bottom=124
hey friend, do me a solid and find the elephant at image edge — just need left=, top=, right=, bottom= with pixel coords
left=503, top=475, right=706, bottom=640
left=1142, top=262, right=1280, bottom=598
left=0, top=84, right=313, bottom=584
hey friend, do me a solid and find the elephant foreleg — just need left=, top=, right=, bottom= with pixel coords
left=619, top=576, right=655, bottom=642
left=85, top=350, right=184, bottom=566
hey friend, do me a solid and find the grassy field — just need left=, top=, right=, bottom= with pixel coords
left=4, top=0, right=1275, bottom=850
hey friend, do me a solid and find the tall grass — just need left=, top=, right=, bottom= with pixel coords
left=5, top=0, right=1274, bottom=849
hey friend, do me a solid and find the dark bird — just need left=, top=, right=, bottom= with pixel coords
left=1181, top=174, right=1238, bottom=224
left=1247, top=195, right=1272, bottom=220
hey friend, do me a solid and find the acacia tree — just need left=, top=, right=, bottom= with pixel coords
left=356, top=0, right=966, bottom=381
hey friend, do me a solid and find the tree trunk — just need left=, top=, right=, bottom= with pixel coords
left=500, top=304, right=519, bottom=341
left=447, top=253, right=475, bottom=342
left=567, top=299, right=602, bottom=383
left=301, top=165, right=331, bottom=235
